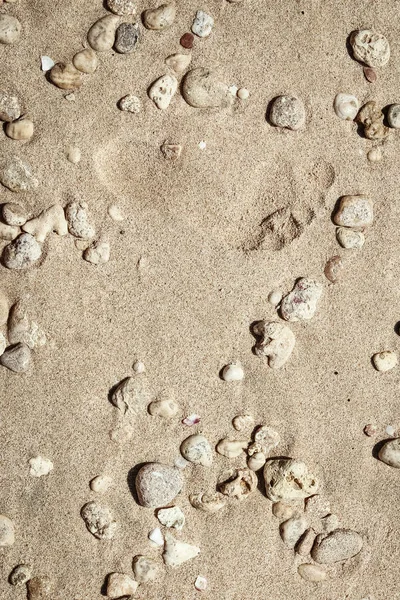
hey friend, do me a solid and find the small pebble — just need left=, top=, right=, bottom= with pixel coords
left=268, top=290, right=282, bottom=305
left=333, top=195, right=373, bottom=228
left=378, top=437, right=400, bottom=468
left=161, top=142, right=182, bottom=160
left=49, top=62, right=83, bottom=90
left=83, top=239, right=110, bottom=265
left=363, top=66, right=377, bottom=83
left=165, top=53, right=191, bottom=74
left=9, top=564, right=32, bottom=586
left=249, top=425, right=280, bottom=455
left=305, top=494, right=330, bottom=519
left=29, top=456, right=53, bottom=477
left=386, top=425, right=396, bottom=437
left=333, top=93, right=359, bottom=121
left=372, top=351, right=398, bottom=372
left=253, top=320, right=295, bottom=368
left=0, top=515, right=15, bottom=546
left=182, top=413, right=201, bottom=426
left=221, top=362, right=244, bottom=381
left=149, top=74, right=178, bottom=110
left=232, top=414, right=254, bottom=431
left=198, top=140, right=206, bottom=150
left=108, top=204, right=124, bottom=221
left=132, top=359, right=145, bottom=373
left=363, top=423, right=378, bottom=437
left=132, top=555, right=159, bottom=583
left=180, top=434, right=213, bottom=466
left=237, top=87, right=249, bottom=100
left=216, top=438, right=248, bottom=458
left=65, top=200, right=95, bottom=239
left=280, top=278, right=323, bottom=321
left=182, top=68, right=232, bottom=109
left=136, top=463, right=183, bottom=508
left=280, top=515, right=309, bottom=548
left=350, top=29, right=390, bottom=67
left=218, top=468, right=258, bottom=500
left=180, top=32, right=194, bottom=49
left=191, top=10, right=214, bottom=38
left=143, top=3, right=176, bottom=30
left=387, top=104, right=400, bottom=129
left=367, top=147, right=382, bottom=162
left=311, top=529, right=363, bottom=564
left=64, top=93, right=75, bottom=102
left=194, top=575, right=207, bottom=591
left=264, top=458, right=319, bottom=502
left=0, top=14, right=21, bottom=44
left=3, top=233, right=42, bottom=270
left=87, top=15, right=119, bottom=51
left=324, top=255, right=343, bottom=283
left=357, top=101, right=389, bottom=140
left=41, top=55, right=55, bottom=71
left=0, top=156, right=38, bottom=192
left=114, top=22, right=139, bottom=53
left=247, top=451, right=266, bottom=471
left=90, top=474, right=113, bottom=493
left=119, top=94, right=141, bottom=113
left=27, top=576, right=52, bottom=600
left=107, top=0, right=136, bottom=16
left=296, top=528, right=316, bottom=556
left=272, top=501, right=296, bottom=520
left=336, top=227, right=365, bottom=249
left=163, top=532, right=200, bottom=568
left=157, top=506, right=185, bottom=530
left=269, top=95, right=305, bottom=130
left=5, top=117, right=34, bottom=141
left=297, top=563, right=327, bottom=583
left=228, top=84, right=238, bottom=96
left=80, top=501, right=117, bottom=539
left=0, top=91, right=20, bottom=122
left=106, top=573, right=138, bottom=599
left=148, top=527, right=164, bottom=546
left=67, top=146, right=81, bottom=164
left=72, top=48, right=98, bottom=74
left=149, top=396, right=179, bottom=418
left=2, top=202, right=28, bottom=226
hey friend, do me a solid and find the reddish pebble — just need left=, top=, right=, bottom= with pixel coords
left=363, top=67, right=377, bottom=83
left=180, top=32, right=194, bottom=49
left=324, top=255, right=343, bottom=283
left=364, top=424, right=378, bottom=437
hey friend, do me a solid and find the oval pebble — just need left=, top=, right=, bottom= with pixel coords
left=119, top=94, right=141, bottom=113
left=222, top=362, right=244, bottom=381
left=336, top=227, right=365, bottom=249
left=135, top=463, right=183, bottom=508
left=90, top=474, right=113, bottom=493
left=350, top=29, right=390, bottom=67
left=296, top=528, right=316, bottom=556
left=280, top=515, right=308, bottom=548
left=181, top=434, right=213, bottom=466
left=264, top=458, right=319, bottom=502
left=0, top=515, right=15, bottom=545
left=88, top=15, right=119, bottom=51
left=387, top=104, right=400, bottom=129
left=107, top=0, right=136, bottom=15
left=83, top=239, right=110, bottom=265
left=272, top=501, right=296, bottom=520
left=298, top=563, right=327, bottom=582
left=367, top=147, right=382, bottom=162
left=165, top=53, right=191, bottom=74
left=363, top=66, right=377, bottom=83
left=247, top=451, right=266, bottom=471
left=73, top=48, right=98, bottom=74
left=2, top=202, right=28, bottom=226
left=3, top=233, right=42, bottom=270
left=49, top=63, right=83, bottom=90
left=114, top=22, right=139, bottom=53
left=232, top=414, right=254, bottom=431
left=333, top=195, right=373, bottom=228
left=9, top=564, right=32, bottom=586
left=0, top=156, right=38, bottom=192
left=180, top=32, right=194, bottom=49
left=5, top=118, right=34, bottom=141
left=0, top=91, right=20, bottom=122
left=378, top=437, right=400, bottom=468
left=182, top=67, right=232, bottom=109
left=324, top=255, right=343, bottom=283
left=311, top=529, right=363, bottom=564
left=149, top=74, right=177, bottom=110
left=143, top=3, right=176, bottom=30
left=372, top=351, right=398, bottom=372
left=0, top=14, right=21, bottom=44
left=268, top=290, right=282, bottom=306
left=269, top=95, right=305, bottom=130
left=333, top=93, right=359, bottom=121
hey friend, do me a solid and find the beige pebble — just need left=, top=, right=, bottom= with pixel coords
left=324, top=255, right=343, bottom=283
left=83, top=239, right=110, bottom=265
left=88, top=15, right=119, bottom=51
left=2, top=202, right=28, bottom=226
left=119, top=94, right=141, bottom=113
left=73, top=48, right=98, bottom=74
left=5, top=118, right=34, bottom=141
left=350, top=29, right=390, bottom=68
left=149, top=74, right=178, bottom=110
left=305, top=494, right=330, bottom=519
left=311, top=529, right=363, bottom=564
left=181, top=434, right=213, bottom=466
left=149, top=396, right=179, bottom=418
left=29, top=456, right=53, bottom=477
left=297, top=563, right=327, bottom=582
left=372, top=350, right=398, bottom=372
left=280, top=515, right=309, bottom=548
left=216, top=438, right=248, bottom=458
left=237, top=87, right=249, bottom=100
left=378, top=437, right=400, bottom=468
left=49, top=63, right=83, bottom=90
left=367, top=147, right=382, bottom=162
left=0, top=91, right=21, bottom=122
left=272, top=501, right=296, bottom=520
left=65, top=200, right=95, bottom=239
left=9, top=564, right=32, bottom=586
left=67, top=146, right=81, bottom=164
left=268, top=290, right=282, bottom=305
left=90, top=474, right=113, bottom=493
left=222, top=362, right=244, bottom=381
left=143, top=3, right=176, bottom=30
left=336, top=227, right=365, bottom=249
left=157, top=506, right=185, bottom=530
left=252, top=320, right=295, bottom=367
left=333, top=195, right=373, bottom=228
left=165, top=53, right=192, bottom=74
left=296, top=527, right=316, bottom=556
left=132, top=555, right=159, bottom=583
left=232, top=414, right=254, bottom=431
left=132, top=359, right=145, bottom=373
left=0, top=222, right=20, bottom=241
left=264, top=458, right=319, bottom=502
left=247, top=451, right=266, bottom=471
left=107, top=0, right=136, bottom=15
left=108, top=204, right=124, bottom=221
left=22, top=204, right=68, bottom=243
left=189, top=491, right=226, bottom=513
left=219, top=468, right=258, bottom=500
left=0, top=14, right=21, bottom=44
left=106, top=573, right=138, bottom=599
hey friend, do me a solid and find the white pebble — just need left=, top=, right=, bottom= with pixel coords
left=221, top=362, right=244, bottom=382
left=372, top=351, right=398, bottom=372
left=191, top=10, right=214, bottom=38
left=237, top=87, right=249, bottom=100
left=350, top=29, right=390, bottom=67
left=41, top=55, right=55, bottom=72
left=194, top=575, right=207, bottom=591
left=149, top=74, right=178, bottom=110
left=198, top=140, right=206, bottom=150
left=67, top=146, right=81, bottom=164
left=367, top=147, right=382, bottom=162
left=90, top=475, right=113, bottom=493
left=269, top=95, right=305, bottom=130
left=386, top=425, right=396, bottom=437
left=148, top=527, right=164, bottom=546
left=268, top=290, right=282, bottom=306
left=108, top=204, right=124, bottom=222
left=157, top=506, right=185, bottom=530
left=133, top=360, right=145, bottom=373
left=333, top=93, right=359, bottom=121
left=29, top=456, right=53, bottom=477
left=84, top=240, right=110, bottom=265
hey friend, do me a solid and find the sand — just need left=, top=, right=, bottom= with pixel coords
left=0, top=0, right=400, bottom=598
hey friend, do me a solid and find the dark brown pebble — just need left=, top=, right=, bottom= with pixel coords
left=324, top=255, right=343, bottom=283
left=180, top=32, right=194, bottom=49
left=363, top=66, right=377, bottom=83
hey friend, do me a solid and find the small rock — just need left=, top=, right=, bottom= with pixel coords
left=119, top=94, right=141, bottom=113
left=157, top=506, right=185, bottom=530
left=264, top=458, right=319, bottom=502
left=8, top=299, right=46, bottom=349
left=333, top=93, right=359, bottom=121
left=305, top=494, right=330, bottom=519
left=148, top=527, right=164, bottom=546
left=0, top=14, right=21, bottom=44
left=23, top=204, right=68, bottom=242
left=49, top=62, right=83, bottom=90
left=252, top=321, right=295, bottom=368
left=165, top=53, right=191, bottom=74
left=182, top=68, right=232, bottom=109
left=221, top=362, right=244, bottom=381
left=248, top=425, right=280, bottom=455
left=180, top=434, right=213, bottom=466
left=311, top=529, right=363, bottom=564
left=189, top=491, right=226, bottom=512
left=0, top=342, right=31, bottom=372
left=0, top=156, right=38, bottom=192
left=324, top=255, right=343, bottom=283
left=66, top=145, right=81, bottom=164
left=132, top=555, right=159, bottom=583
left=194, top=575, right=207, bottom=591
left=80, top=501, right=117, bottom=539
left=387, top=104, right=400, bottom=129
left=216, top=438, right=248, bottom=458
left=0, top=91, right=20, bottom=122
left=363, top=66, right=377, bottom=83
left=296, top=528, right=317, bottom=556
left=321, top=513, right=340, bottom=533
left=280, top=278, right=323, bottom=322
left=9, top=564, right=32, bottom=586
left=83, top=239, right=110, bottom=265
left=41, top=55, right=55, bottom=71
left=297, top=563, right=327, bottom=582
left=272, top=501, right=296, bottom=520
left=163, top=532, right=200, bottom=568
left=135, top=463, right=183, bottom=508
left=108, top=204, right=124, bottom=221
left=2, top=202, right=28, bottom=226
left=114, top=22, right=139, bottom=53
left=269, top=95, right=305, bottom=130
left=106, top=573, right=138, bottom=598
left=110, top=377, right=131, bottom=412
left=65, top=200, right=95, bottom=239
left=0, top=515, right=15, bottom=546
left=29, top=456, right=53, bottom=477
left=363, top=423, right=378, bottom=437
left=90, top=474, right=113, bottom=493
left=87, top=15, right=119, bottom=51
left=336, top=227, right=365, bottom=249
left=0, top=222, right=20, bottom=241
left=268, top=290, right=282, bottom=306
left=5, top=118, right=34, bottom=140
left=237, top=87, right=249, bottom=100
left=132, top=359, right=145, bottom=373
left=143, top=3, right=176, bottom=30
left=3, top=233, right=41, bottom=270
left=149, top=396, right=179, bottom=418
left=357, top=101, right=389, bottom=140
left=350, top=29, right=390, bottom=67
left=367, top=147, right=382, bottom=162
left=72, top=48, right=98, bottom=74
left=107, top=0, right=136, bottom=16
left=26, top=576, right=52, bottom=600
left=232, top=414, right=253, bottom=432
left=378, top=438, right=400, bottom=468
left=64, top=93, right=75, bottom=102
left=191, top=10, right=214, bottom=38
left=280, top=515, right=308, bottom=548
left=334, top=195, right=373, bottom=229
left=218, top=467, right=258, bottom=500
left=161, top=142, right=182, bottom=160
left=372, top=350, right=398, bottom=372
left=386, top=425, right=396, bottom=437
left=149, top=74, right=177, bottom=110
left=247, top=451, right=266, bottom=471
left=180, top=32, right=194, bottom=48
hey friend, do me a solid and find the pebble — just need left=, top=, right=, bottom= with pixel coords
left=324, top=255, right=343, bottom=283
left=296, top=528, right=316, bottom=556
left=0, top=14, right=21, bottom=44
left=149, top=396, right=179, bottom=418
left=336, top=227, right=365, bottom=249
left=182, top=413, right=201, bottom=426
left=64, top=93, right=75, bottom=102
left=119, top=94, right=141, bottom=113
left=269, top=95, right=305, bottom=130
left=237, top=87, right=249, bottom=100
left=114, top=22, right=139, bottom=53
left=180, top=434, right=213, bottom=466
left=311, top=529, right=363, bottom=564
left=0, top=156, right=38, bottom=192
left=132, top=555, right=159, bottom=583
left=232, top=414, right=254, bottom=431
left=194, top=576, right=207, bottom=591
left=136, top=462, right=183, bottom=507
left=90, top=474, right=113, bottom=493
left=247, top=451, right=266, bottom=471
left=372, top=351, right=398, bottom=372
left=148, top=527, right=164, bottom=546
left=350, top=29, right=390, bottom=67
left=367, top=147, right=382, bottom=162
left=334, top=195, right=374, bottom=229
left=378, top=438, right=400, bottom=468
left=272, top=501, right=296, bottom=520
left=0, top=222, right=19, bottom=240
left=280, top=515, right=309, bottom=548
left=65, top=200, right=95, bottom=239
left=0, top=91, right=20, bottom=121
left=83, top=239, right=110, bottom=265
left=110, top=376, right=131, bottom=412
left=321, top=513, right=340, bottom=533
left=268, top=290, right=282, bottom=306
left=180, top=32, right=194, bottom=49
left=182, top=68, right=232, bottom=109
left=2, top=202, right=28, bottom=226
left=165, top=53, right=191, bottom=74
left=143, top=3, right=176, bottom=30
left=363, top=66, right=377, bottom=83
left=357, top=101, right=389, bottom=140
left=9, top=564, right=32, bottom=586
left=8, top=299, right=46, bottom=349
left=280, top=278, right=323, bottom=322
left=363, top=423, right=378, bottom=437
left=29, top=456, right=53, bottom=477
left=49, top=62, right=83, bottom=90
left=41, top=55, right=55, bottom=71
left=107, top=0, right=136, bottom=16
left=108, top=204, right=124, bottom=221
left=149, top=74, right=177, bottom=110
left=248, top=425, right=280, bottom=455
left=87, top=15, right=119, bottom=51
left=0, top=333, right=6, bottom=356
left=0, top=515, right=15, bottom=545
left=27, top=576, right=52, bottom=600
left=189, top=491, right=226, bottom=512
left=80, top=501, right=117, bottom=539
left=23, top=204, right=68, bottom=242
left=216, top=438, right=248, bottom=458
left=198, top=140, right=206, bottom=150
left=191, top=10, right=214, bottom=38
left=3, top=233, right=42, bottom=270
left=132, top=359, right=145, bottom=373
left=333, top=93, right=359, bottom=121
left=106, top=573, right=138, bottom=598
left=219, top=468, right=258, bottom=500
left=163, top=532, right=200, bottom=568
left=72, top=48, right=98, bottom=74
left=252, top=321, right=295, bottom=368
left=5, top=117, right=34, bottom=140
left=221, top=362, right=244, bottom=381
left=264, top=458, right=319, bottom=502
left=305, top=494, right=330, bottom=519
left=66, top=145, right=81, bottom=164
left=297, top=563, right=327, bottom=582
left=386, top=425, right=396, bottom=436
left=157, top=506, right=185, bottom=530
left=387, top=104, right=400, bottom=129
left=161, top=142, right=182, bottom=160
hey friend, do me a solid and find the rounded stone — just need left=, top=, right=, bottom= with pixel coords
left=135, top=463, right=183, bottom=508
left=73, top=48, right=98, bottom=74
left=333, top=195, right=373, bottom=228
left=90, top=474, right=113, bottom=493
left=324, top=255, right=343, bottom=283
left=298, top=563, right=327, bottom=582
left=3, top=233, right=42, bottom=270
left=182, top=68, right=232, bottom=109
left=280, top=515, right=308, bottom=548
left=2, top=202, right=28, bottom=226
left=378, top=438, right=400, bottom=468
left=222, top=362, right=244, bottom=381
left=269, top=95, right=305, bottom=130
left=114, top=22, right=139, bottom=54
left=49, top=63, right=83, bottom=90
left=5, top=118, right=34, bottom=141
left=367, top=147, right=382, bottom=162
left=119, top=94, right=141, bottom=113
left=264, top=458, right=319, bottom=502
left=149, top=74, right=178, bottom=110
left=0, top=342, right=31, bottom=372
left=180, top=32, right=194, bottom=49
left=333, top=93, right=359, bottom=121
left=0, top=14, right=21, bottom=44
left=0, top=515, right=15, bottom=545
left=350, top=29, right=390, bottom=67
left=268, top=290, right=282, bottom=306
left=311, top=529, right=363, bottom=564
left=191, top=10, right=214, bottom=38
left=9, top=564, right=32, bottom=586
left=88, top=15, right=119, bottom=52
left=336, top=227, right=365, bottom=249
left=272, top=501, right=296, bottom=520
left=372, top=350, right=398, bottom=372
left=142, top=3, right=176, bottom=30
left=0, top=91, right=21, bottom=122
left=107, top=0, right=136, bottom=15
left=0, top=156, right=38, bottom=192
left=67, top=146, right=81, bottom=164
left=180, top=434, right=213, bottom=466
left=387, top=104, right=400, bottom=129
left=237, top=87, right=250, bottom=100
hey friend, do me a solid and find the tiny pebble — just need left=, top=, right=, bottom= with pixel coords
left=364, top=423, right=377, bottom=437
left=114, top=22, right=139, bottom=54
left=119, top=94, right=141, bottom=113
left=29, top=455, right=53, bottom=477
left=182, top=413, right=201, bottom=426
left=372, top=350, right=398, bottom=372
left=67, top=146, right=81, bottom=164
left=386, top=425, right=396, bottom=437
left=180, top=32, right=194, bottom=49
left=324, top=255, right=343, bottom=283
left=84, top=240, right=110, bottom=265
left=228, top=85, right=238, bottom=96
left=64, top=93, right=75, bottom=102
left=90, top=474, right=113, bottom=493
left=107, top=0, right=136, bottom=15
left=132, top=555, right=159, bottom=583
left=268, top=290, right=282, bottom=306
left=9, top=564, right=32, bottom=586
left=41, top=55, right=55, bottom=72
left=363, top=66, right=377, bottom=83
left=237, top=87, right=249, bottom=100
left=165, top=53, right=191, bottom=74
left=367, top=147, right=382, bottom=162
left=108, top=204, right=124, bottom=222
left=132, top=359, right=145, bottom=373
left=148, top=527, right=164, bottom=546
left=194, top=575, right=207, bottom=591
left=0, top=14, right=21, bottom=45
left=157, top=506, right=185, bottom=530
left=192, top=10, right=214, bottom=38
left=378, top=437, right=400, bottom=468
left=198, top=140, right=206, bottom=150
left=269, top=95, right=305, bottom=130
left=221, top=362, right=244, bottom=382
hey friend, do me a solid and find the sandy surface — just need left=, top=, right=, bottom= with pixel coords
left=0, top=0, right=400, bottom=598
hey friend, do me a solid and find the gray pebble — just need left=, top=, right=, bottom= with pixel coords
left=135, top=463, right=183, bottom=508
left=3, top=233, right=42, bottom=270
left=114, top=22, right=139, bottom=53
left=0, top=342, right=31, bottom=373
left=0, top=14, right=21, bottom=44
left=269, top=95, right=305, bottom=130
left=311, top=529, right=363, bottom=564
left=378, top=437, right=400, bottom=468
left=387, top=104, right=400, bottom=129
left=0, top=156, right=39, bottom=192
left=9, top=564, right=32, bottom=586
left=0, top=91, right=21, bottom=122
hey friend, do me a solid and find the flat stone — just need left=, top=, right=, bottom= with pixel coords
left=114, top=22, right=139, bottom=53
left=135, top=463, right=183, bottom=508
left=0, top=343, right=31, bottom=372
left=372, top=351, right=398, bottom=372
left=252, top=321, right=295, bottom=368
left=165, top=53, right=191, bottom=74
left=83, top=240, right=110, bottom=265
left=3, top=233, right=42, bottom=270
left=378, top=438, right=400, bottom=468
left=72, top=48, right=98, bottom=74
left=336, top=227, right=365, bottom=249
left=87, top=15, right=119, bottom=51
left=80, top=501, right=117, bottom=539
left=191, top=10, right=214, bottom=38
left=0, top=91, right=21, bottom=122
left=0, top=156, right=39, bottom=192
left=132, top=555, right=159, bottom=583
left=49, top=63, right=83, bottom=90
left=2, top=202, right=28, bottom=226
left=269, top=95, right=305, bottom=130
left=311, top=529, right=363, bottom=564
left=0, top=515, right=15, bottom=545
left=182, top=68, right=233, bottom=109
left=180, top=434, right=213, bottom=466
left=264, top=458, right=319, bottom=502
left=0, top=14, right=21, bottom=44
left=333, top=195, right=373, bottom=228
left=280, top=278, right=323, bottom=322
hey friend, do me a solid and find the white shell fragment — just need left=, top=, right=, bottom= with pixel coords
left=157, top=506, right=185, bottom=530
left=106, top=573, right=138, bottom=599
left=333, top=93, right=359, bottom=121
left=253, top=321, right=295, bottom=368
left=87, top=15, right=119, bottom=52
left=80, top=501, right=117, bottom=539
left=192, top=10, right=214, bottom=38
left=41, top=55, right=55, bottom=72
left=264, top=458, right=319, bottom=502
left=350, top=29, right=390, bottom=67
left=333, top=195, right=373, bottom=228
left=221, top=362, right=244, bottom=381
left=148, top=527, right=164, bottom=546
left=83, top=239, right=110, bottom=265
left=29, top=456, right=53, bottom=477
left=280, top=278, right=323, bottom=322
left=149, top=74, right=178, bottom=110
left=163, top=532, right=200, bottom=568
left=372, top=351, right=398, bottom=372
left=269, top=95, right=305, bottom=130
left=22, top=204, right=68, bottom=242
left=216, top=438, right=248, bottom=458
left=180, top=434, right=213, bottom=466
